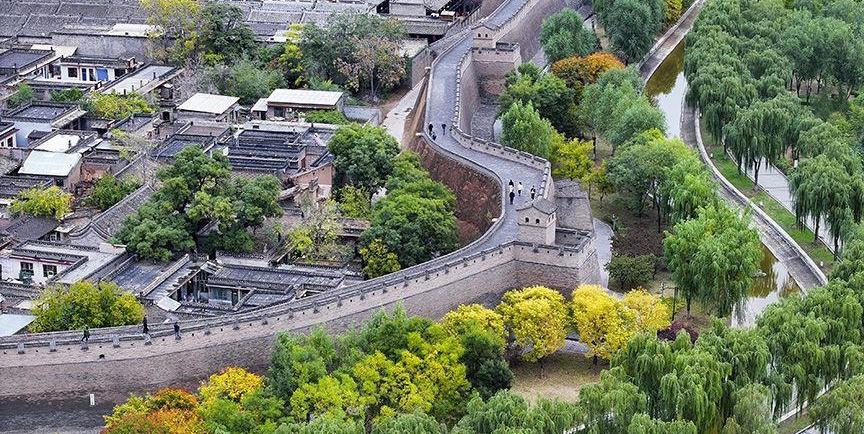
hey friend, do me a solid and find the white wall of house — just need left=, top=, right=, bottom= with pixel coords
left=0, top=256, right=68, bottom=285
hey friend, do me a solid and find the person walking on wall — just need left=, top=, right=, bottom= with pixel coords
left=81, top=325, right=90, bottom=343
left=517, top=182, right=523, bottom=196
left=509, top=190, right=515, bottom=205
left=142, top=317, right=149, bottom=336
left=428, top=123, right=434, bottom=135
left=530, top=186, right=536, bottom=200
left=173, top=321, right=181, bottom=340
left=441, top=123, right=447, bottom=134
left=509, top=179, right=514, bottom=189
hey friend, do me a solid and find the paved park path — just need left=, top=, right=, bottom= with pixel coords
left=739, top=159, right=834, bottom=253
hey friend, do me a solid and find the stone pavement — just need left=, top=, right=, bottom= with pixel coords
left=381, top=82, right=424, bottom=146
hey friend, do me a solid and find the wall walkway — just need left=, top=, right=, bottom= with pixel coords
left=0, top=0, right=599, bottom=402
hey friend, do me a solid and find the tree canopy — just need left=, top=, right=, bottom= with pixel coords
left=30, top=281, right=144, bottom=332
left=114, top=146, right=282, bottom=261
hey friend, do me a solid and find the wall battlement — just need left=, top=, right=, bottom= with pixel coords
left=0, top=0, right=597, bottom=403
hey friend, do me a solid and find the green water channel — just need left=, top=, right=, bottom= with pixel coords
left=644, top=40, right=800, bottom=325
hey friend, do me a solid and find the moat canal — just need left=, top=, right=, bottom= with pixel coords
left=644, top=40, right=800, bottom=326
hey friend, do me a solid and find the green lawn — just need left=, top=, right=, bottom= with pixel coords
left=710, top=151, right=834, bottom=272
left=777, top=411, right=813, bottom=434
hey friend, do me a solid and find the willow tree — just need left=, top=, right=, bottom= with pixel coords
left=723, top=95, right=801, bottom=185
left=809, top=375, right=864, bottom=434
left=664, top=204, right=762, bottom=317
left=789, top=154, right=851, bottom=248
left=757, top=282, right=864, bottom=415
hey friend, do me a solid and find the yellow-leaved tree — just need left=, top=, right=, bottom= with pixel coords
left=621, top=288, right=671, bottom=333
left=441, top=304, right=506, bottom=341
left=497, top=286, right=568, bottom=362
left=571, top=284, right=633, bottom=364
left=571, top=285, right=670, bottom=364
left=199, top=367, right=264, bottom=403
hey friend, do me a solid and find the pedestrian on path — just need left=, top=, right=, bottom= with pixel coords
left=142, top=317, right=149, bottom=336
left=508, top=179, right=514, bottom=188
left=508, top=183, right=514, bottom=195
left=441, top=123, right=447, bottom=134
left=174, top=321, right=181, bottom=340
left=517, top=182, right=523, bottom=196
left=509, top=190, right=515, bottom=205
left=428, top=123, right=433, bottom=135
left=81, top=325, right=90, bottom=343
left=530, top=186, right=536, bottom=200
left=432, top=132, right=437, bottom=140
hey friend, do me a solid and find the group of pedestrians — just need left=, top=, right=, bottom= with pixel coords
left=428, top=123, right=447, bottom=140
left=508, top=180, right=537, bottom=205
left=80, top=316, right=182, bottom=344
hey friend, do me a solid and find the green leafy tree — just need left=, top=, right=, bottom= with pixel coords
left=789, top=154, right=851, bottom=253
left=551, top=134, right=594, bottom=181
left=88, top=175, right=142, bottom=210
left=540, top=8, right=599, bottom=63
left=329, top=124, right=400, bottom=193
left=88, top=93, right=154, bottom=120
left=501, top=101, right=555, bottom=159
left=721, top=384, right=776, bottom=434
left=809, top=374, right=864, bottom=434
left=140, top=0, right=202, bottom=64
left=360, top=238, right=401, bottom=278
left=372, top=412, right=442, bottom=434
left=362, top=191, right=458, bottom=267
left=606, top=0, right=657, bottom=64
left=286, top=198, right=346, bottom=262
left=115, top=147, right=281, bottom=260
left=338, top=185, right=372, bottom=219
left=198, top=2, right=258, bottom=64
left=279, top=23, right=306, bottom=87
left=209, top=59, right=285, bottom=105
left=452, top=391, right=582, bottom=434
left=362, top=157, right=457, bottom=267
left=456, top=325, right=513, bottom=400
left=500, top=64, right=579, bottom=136
left=11, top=186, right=73, bottom=219
left=268, top=329, right=335, bottom=404
left=305, top=110, right=350, bottom=125
left=579, top=369, right=648, bottom=433
left=7, top=83, right=35, bottom=109
left=300, top=13, right=406, bottom=97
left=29, top=281, right=145, bottom=332
left=627, top=414, right=697, bottom=434
left=664, top=204, right=762, bottom=316
left=607, top=254, right=655, bottom=290
left=50, top=88, right=85, bottom=103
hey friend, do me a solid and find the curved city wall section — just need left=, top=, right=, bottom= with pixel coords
left=0, top=0, right=599, bottom=401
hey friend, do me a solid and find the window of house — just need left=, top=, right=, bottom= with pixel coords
left=274, top=107, right=285, bottom=118
left=43, top=264, right=57, bottom=278
left=20, top=261, right=33, bottom=278
left=69, top=67, right=78, bottom=78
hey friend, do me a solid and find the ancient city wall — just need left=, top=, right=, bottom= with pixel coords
left=0, top=0, right=599, bottom=404
left=1, top=241, right=595, bottom=401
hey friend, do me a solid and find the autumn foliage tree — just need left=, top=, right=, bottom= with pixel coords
left=497, top=286, right=569, bottom=361
left=551, top=52, right=625, bottom=96
left=570, top=285, right=669, bottom=364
